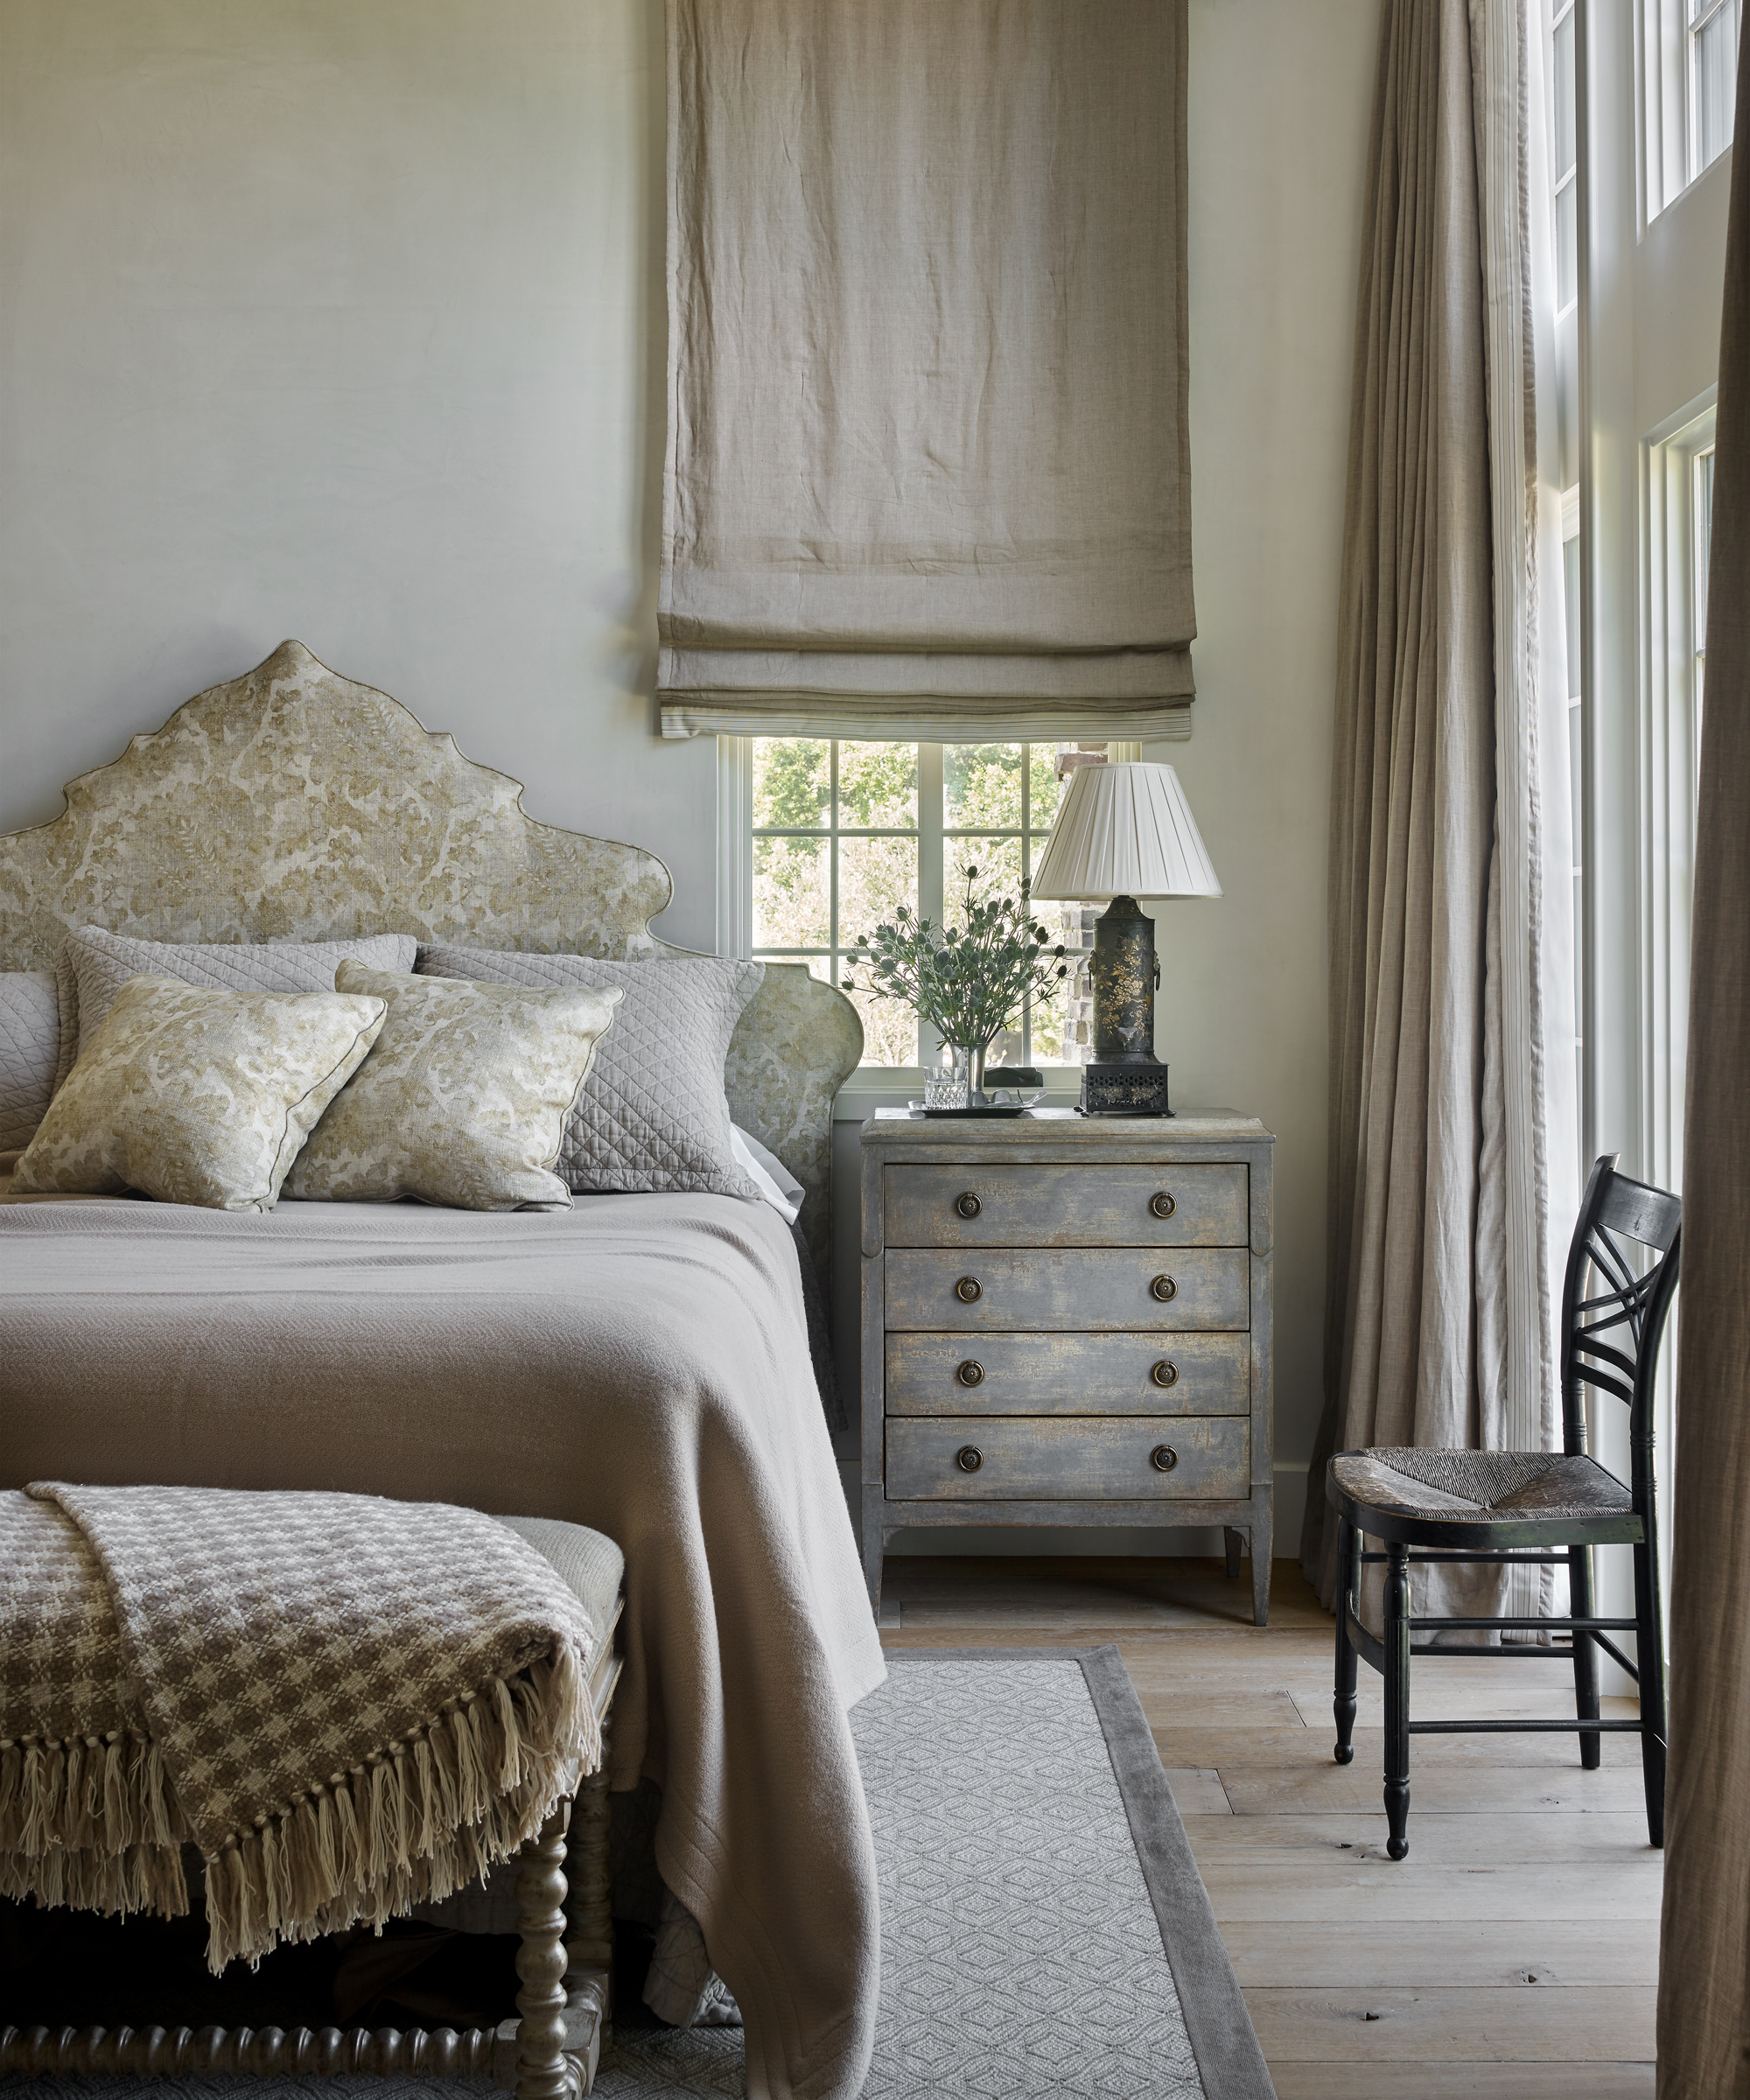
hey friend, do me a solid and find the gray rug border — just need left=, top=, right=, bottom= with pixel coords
left=885, top=1645, right=1277, bottom=2100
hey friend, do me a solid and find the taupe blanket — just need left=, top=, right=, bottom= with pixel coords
left=0, top=1187, right=884, bottom=2100
left=0, top=1483, right=598, bottom=1971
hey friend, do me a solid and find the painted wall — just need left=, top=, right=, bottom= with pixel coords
left=0, top=0, right=715, bottom=951
left=2, top=0, right=1377, bottom=1550
left=1153, top=0, right=1376, bottom=1549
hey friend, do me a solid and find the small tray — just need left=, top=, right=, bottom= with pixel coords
left=906, top=1102, right=1029, bottom=1119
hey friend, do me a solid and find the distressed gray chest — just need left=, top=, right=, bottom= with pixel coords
left=859, top=1110, right=1275, bottom=1623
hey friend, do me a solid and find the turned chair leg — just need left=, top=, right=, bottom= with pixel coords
left=1568, top=1542, right=1602, bottom=1771
left=1333, top=1518, right=1359, bottom=1765
left=1634, top=1531, right=1669, bottom=1849
left=1382, top=1542, right=1410, bottom=1860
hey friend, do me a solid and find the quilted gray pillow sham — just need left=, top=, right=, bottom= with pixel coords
left=55, top=926, right=419, bottom=1093
left=415, top=948, right=765, bottom=1200
left=0, top=972, right=59, bottom=1153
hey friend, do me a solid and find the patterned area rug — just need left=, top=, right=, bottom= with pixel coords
left=2, top=1648, right=1270, bottom=2100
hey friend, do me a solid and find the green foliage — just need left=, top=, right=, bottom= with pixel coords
left=836, top=741, right=918, bottom=827
left=753, top=739, right=831, bottom=830
left=844, top=864, right=1068, bottom=1054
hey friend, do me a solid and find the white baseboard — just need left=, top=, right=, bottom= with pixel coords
left=840, top=1460, right=1311, bottom=1562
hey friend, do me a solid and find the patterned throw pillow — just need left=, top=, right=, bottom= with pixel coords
left=0, top=973, right=58, bottom=1154
left=414, top=948, right=765, bottom=1200
left=55, top=926, right=420, bottom=1093
left=284, top=963, right=622, bottom=1212
left=12, top=977, right=388, bottom=1212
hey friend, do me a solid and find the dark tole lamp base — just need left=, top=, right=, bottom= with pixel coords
left=1078, top=894, right=1172, bottom=1116
left=1078, top=1062, right=1173, bottom=1116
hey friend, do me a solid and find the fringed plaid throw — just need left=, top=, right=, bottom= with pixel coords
left=0, top=1484, right=599, bottom=1971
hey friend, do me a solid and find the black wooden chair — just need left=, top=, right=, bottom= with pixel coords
left=1325, top=1154, right=1680, bottom=1860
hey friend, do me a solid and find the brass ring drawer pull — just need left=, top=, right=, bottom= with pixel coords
left=956, top=1360, right=984, bottom=1387
left=1152, top=1445, right=1179, bottom=1473
left=957, top=1446, right=984, bottom=1473
left=1150, top=1191, right=1177, bottom=1219
left=1151, top=1274, right=1178, bottom=1302
left=1152, top=1360, right=1179, bottom=1388
left=956, top=1191, right=983, bottom=1219
left=956, top=1276, right=983, bottom=1303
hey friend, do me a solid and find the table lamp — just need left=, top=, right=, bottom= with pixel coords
left=1029, top=762, right=1221, bottom=1116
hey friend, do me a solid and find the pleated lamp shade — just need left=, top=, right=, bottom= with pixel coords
left=1031, top=763, right=1221, bottom=901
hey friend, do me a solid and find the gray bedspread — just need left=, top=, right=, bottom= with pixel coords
left=0, top=1182, right=884, bottom=2100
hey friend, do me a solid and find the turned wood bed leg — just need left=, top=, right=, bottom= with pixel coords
left=514, top=1806, right=584, bottom=2100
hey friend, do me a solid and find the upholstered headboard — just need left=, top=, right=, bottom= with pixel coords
left=0, top=640, right=863, bottom=1270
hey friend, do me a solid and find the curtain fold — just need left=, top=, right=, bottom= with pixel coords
left=1656, top=31, right=1750, bottom=2089
left=659, top=0, right=1194, bottom=741
left=1301, top=0, right=1572, bottom=1626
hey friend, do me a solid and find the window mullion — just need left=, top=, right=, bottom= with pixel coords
left=829, top=740, right=840, bottom=996
left=918, top=743, right=945, bottom=1067
left=1019, top=743, right=1032, bottom=1065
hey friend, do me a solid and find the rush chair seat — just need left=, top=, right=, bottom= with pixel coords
left=1324, top=1155, right=1680, bottom=1860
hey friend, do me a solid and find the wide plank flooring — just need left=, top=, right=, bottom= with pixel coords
left=878, top=1554, right=1660, bottom=2098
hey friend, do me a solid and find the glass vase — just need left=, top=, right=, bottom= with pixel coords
left=923, top=1046, right=970, bottom=1111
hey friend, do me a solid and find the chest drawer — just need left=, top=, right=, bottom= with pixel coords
left=884, top=1247, right=1250, bottom=1332
left=885, top=1331, right=1250, bottom=1416
left=884, top=1162, right=1248, bottom=1248
left=886, top=1415, right=1250, bottom=1501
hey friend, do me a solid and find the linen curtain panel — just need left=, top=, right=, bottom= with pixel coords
left=1300, top=0, right=1578, bottom=1627
left=659, top=0, right=1194, bottom=743
left=1656, top=32, right=1750, bottom=2087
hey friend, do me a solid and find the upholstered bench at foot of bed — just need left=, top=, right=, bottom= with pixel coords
left=0, top=1514, right=625, bottom=2100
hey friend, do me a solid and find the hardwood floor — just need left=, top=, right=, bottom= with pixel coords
left=879, top=1554, right=1661, bottom=2099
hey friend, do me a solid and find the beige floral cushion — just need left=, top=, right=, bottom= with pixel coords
left=415, top=948, right=765, bottom=1200
left=12, top=977, right=388, bottom=1212
left=284, top=963, right=622, bottom=1212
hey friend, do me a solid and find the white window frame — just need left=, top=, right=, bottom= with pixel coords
left=718, top=736, right=1138, bottom=1099
left=1645, top=0, right=1743, bottom=221
left=1554, top=0, right=1581, bottom=312
left=1634, top=396, right=1713, bottom=1628
left=1639, top=395, right=1715, bottom=1200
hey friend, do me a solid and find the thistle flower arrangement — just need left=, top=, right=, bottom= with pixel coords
left=843, top=864, right=1068, bottom=1074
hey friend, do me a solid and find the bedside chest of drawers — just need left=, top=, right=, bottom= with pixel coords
left=859, top=1109, right=1276, bottom=1624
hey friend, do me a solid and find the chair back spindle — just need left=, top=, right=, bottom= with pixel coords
left=1559, top=1154, right=1682, bottom=1502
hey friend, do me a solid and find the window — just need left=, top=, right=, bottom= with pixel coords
left=1690, top=0, right=1742, bottom=179
left=730, top=738, right=1132, bottom=1069
left=1696, top=443, right=1715, bottom=745
left=1564, top=500, right=1585, bottom=1145
left=1554, top=0, right=1578, bottom=311
left=1648, top=0, right=1742, bottom=215
left=1553, top=0, right=1730, bottom=1671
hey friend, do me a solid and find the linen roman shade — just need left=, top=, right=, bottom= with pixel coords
left=659, top=0, right=1194, bottom=742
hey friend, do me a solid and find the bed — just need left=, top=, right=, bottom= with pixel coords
left=0, top=642, right=883, bottom=2100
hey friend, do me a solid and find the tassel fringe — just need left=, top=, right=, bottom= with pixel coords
left=0, top=1728, right=191, bottom=1919
left=0, top=1638, right=598, bottom=1974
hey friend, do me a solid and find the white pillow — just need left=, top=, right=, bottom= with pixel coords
left=731, top=1124, right=803, bottom=1223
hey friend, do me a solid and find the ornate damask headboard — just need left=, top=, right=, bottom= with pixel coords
left=0, top=640, right=863, bottom=1271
